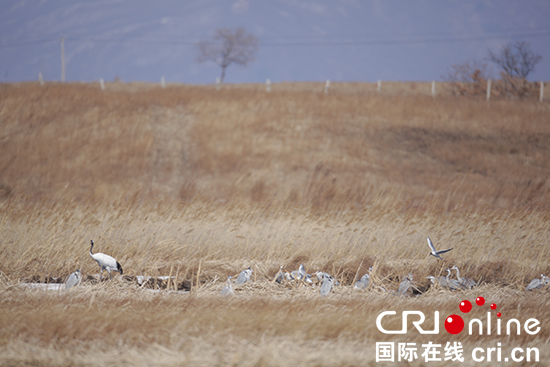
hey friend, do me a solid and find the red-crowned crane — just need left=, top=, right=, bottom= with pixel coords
left=89, top=240, right=123, bottom=280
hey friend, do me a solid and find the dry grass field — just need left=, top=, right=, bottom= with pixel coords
left=0, top=81, right=550, bottom=366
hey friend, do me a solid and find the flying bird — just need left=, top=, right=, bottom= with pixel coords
left=89, top=240, right=123, bottom=280
left=65, top=269, right=82, bottom=289
left=427, top=237, right=453, bottom=260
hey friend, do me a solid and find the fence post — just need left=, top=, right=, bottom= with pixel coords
left=325, top=79, right=330, bottom=94
left=60, top=36, right=65, bottom=82
left=216, top=77, right=220, bottom=91
left=486, top=79, right=491, bottom=101
left=99, top=78, right=105, bottom=90
left=377, top=80, right=382, bottom=93
left=38, top=73, right=44, bottom=85
left=431, top=81, right=436, bottom=97
left=540, top=81, right=544, bottom=102
left=266, top=78, right=271, bottom=92
left=161, top=76, right=166, bottom=88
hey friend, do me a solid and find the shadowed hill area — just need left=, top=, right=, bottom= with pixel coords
left=1, top=82, right=549, bottom=211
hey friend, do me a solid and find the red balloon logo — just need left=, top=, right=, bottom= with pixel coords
left=459, top=300, right=472, bottom=313
left=444, top=314, right=465, bottom=334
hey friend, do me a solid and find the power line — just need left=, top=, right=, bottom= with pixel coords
left=0, top=38, right=57, bottom=49
left=1, top=29, right=549, bottom=49
left=260, top=31, right=550, bottom=46
left=259, top=27, right=550, bottom=41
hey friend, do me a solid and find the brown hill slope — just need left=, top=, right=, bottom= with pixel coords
left=1, top=82, right=549, bottom=211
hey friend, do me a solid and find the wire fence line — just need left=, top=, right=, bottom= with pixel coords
left=28, top=75, right=547, bottom=102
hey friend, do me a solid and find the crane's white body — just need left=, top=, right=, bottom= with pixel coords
left=354, top=266, right=373, bottom=289
left=273, top=265, right=284, bottom=283
left=286, top=265, right=313, bottom=284
left=89, top=240, right=123, bottom=279
left=427, top=275, right=453, bottom=289
left=397, top=273, right=414, bottom=296
left=315, top=271, right=340, bottom=286
left=452, top=265, right=477, bottom=289
left=526, top=274, right=549, bottom=291
left=220, top=275, right=235, bottom=296
left=445, top=268, right=462, bottom=290
left=65, top=269, right=82, bottom=289
left=427, top=237, right=453, bottom=260
left=236, top=267, right=252, bottom=284
left=320, top=274, right=334, bottom=297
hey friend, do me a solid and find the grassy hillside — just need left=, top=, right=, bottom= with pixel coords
left=0, top=82, right=549, bottom=366
left=1, top=82, right=549, bottom=209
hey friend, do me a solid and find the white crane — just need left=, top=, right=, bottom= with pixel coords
left=451, top=265, right=477, bottom=289
left=427, top=270, right=459, bottom=291
left=286, top=264, right=313, bottom=284
left=354, top=266, right=373, bottom=289
left=301, top=264, right=315, bottom=284
left=89, top=240, right=123, bottom=280
left=315, top=271, right=340, bottom=286
left=320, top=274, right=334, bottom=297
left=220, top=275, right=235, bottom=296
left=427, top=275, right=439, bottom=285
left=273, top=265, right=284, bottom=283
left=236, top=267, right=253, bottom=284
left=445, top=268, right=462, bottom=290
left=526, top=274, right=549, bottom=291
left=298, top=263, right=306, bottom=280
left=65, top=269, right=82, bottom=289
left=427, top=237, right=453, bottom=260
left=427, top=274, right=452, bottom=289
left=397, top=273, right=414, bottom=296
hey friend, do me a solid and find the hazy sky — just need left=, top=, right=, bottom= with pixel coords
left=1, top=0, right=549, bottom=84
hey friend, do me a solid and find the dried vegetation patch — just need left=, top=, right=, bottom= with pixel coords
left=0, top=82, right=549, bottom=366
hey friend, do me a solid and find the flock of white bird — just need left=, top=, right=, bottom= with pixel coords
left=62, top=238, right=549, bottom=295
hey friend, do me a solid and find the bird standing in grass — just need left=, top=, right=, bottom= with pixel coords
left=397, top=273, right=414, bottom=296
left=89, top=240, right=123, bottom=280
left=427, top=237, right=453, bottom=260
left=65, top=269, right=82, bottom=289
left=427, top=275, right=449, bottom=288
left=273, top=265, right=284, bottom=283
left=354, top=267, right=373, bottom=289
left=315, top=271, right=340, bottom=286
left=320, top=274, right=334, bottom=297
left=444, top=268, right=462, bottom=290
left=220, top=275, right=235, bottom=296
left=236, top=267, right=253, bottom=284
left=525, top=274, right=549, bottom=291
left=451, top=265, right=477, bottom=289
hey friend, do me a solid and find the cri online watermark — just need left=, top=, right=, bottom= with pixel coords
left=375, top=297, right=541, bottom=363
